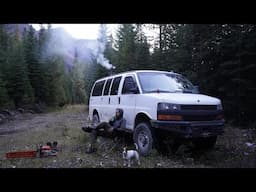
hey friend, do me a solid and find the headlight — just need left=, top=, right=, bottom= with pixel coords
left=217, top=103, right=223, bottom=110
left=157, top=103, right=182, bottom=121
left=158, top=103, right=180, bottom=111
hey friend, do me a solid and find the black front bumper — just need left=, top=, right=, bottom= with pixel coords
left=151, top=119, right=225, bottom=138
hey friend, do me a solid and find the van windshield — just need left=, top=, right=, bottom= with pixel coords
left=137, top=72, right=195, bottom=93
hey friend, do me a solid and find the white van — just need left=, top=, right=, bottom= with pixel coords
left=88, top=70, right=225, bottom=156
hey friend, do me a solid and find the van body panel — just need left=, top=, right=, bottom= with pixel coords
left=119, top=73, right=139, bottom=130
left=88, top=70, right=224, bottom=137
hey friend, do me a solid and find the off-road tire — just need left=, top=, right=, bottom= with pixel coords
left=133, top=122, right=154, bottom=156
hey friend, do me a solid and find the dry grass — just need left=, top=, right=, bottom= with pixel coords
left=0, top=105, right=256, bottom=168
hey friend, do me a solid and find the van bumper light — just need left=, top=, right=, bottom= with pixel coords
left=157, top=114, right=183, bottom=121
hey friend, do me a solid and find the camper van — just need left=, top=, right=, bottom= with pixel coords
left=88, top=70, right=225, bottom=156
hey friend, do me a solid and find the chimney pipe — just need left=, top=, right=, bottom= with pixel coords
left=109, top=66, right=116, bottom=76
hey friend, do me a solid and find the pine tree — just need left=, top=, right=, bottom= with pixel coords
left=0, top=73, right=11, bottom=109
left=115, top=24, right=137, bottom=72
left=217, top=24, right=256, bottom=124
left=71, top=48, right=86, bottom=104
left=6, top=25, right=34, bottom=107
left=0, top=25, right=11, bottom=109
left=44, top=55, right=67, bottom=106
left=23, top=25, right=43, bottom=103
left=38, top=24, right=47, bottom=55
left=151, top=24, right=186, bottom=72
left=134, top=24, right=150, bottom=70
left=37, top=24, right=53, bottom=104
left=0, top=25, right=8, bottom=71
left=63, top=69, right=72, bottom=104
left=151, top=24, right=170, bottom=70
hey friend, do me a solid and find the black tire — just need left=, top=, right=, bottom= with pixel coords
left=193, top=136, right=217, bottom=150
left=133, top=122, right=154, bottom=156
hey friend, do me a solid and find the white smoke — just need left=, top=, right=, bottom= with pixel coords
left=93, top=24, right=115, bottom=70
left=38, top=25, right=115, bottom=70
left=96, top=52, right=113, bottom=69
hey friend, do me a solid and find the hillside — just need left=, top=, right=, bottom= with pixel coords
left=42, top=26, right=98, bottom=67
left=3, top=24, right=98, bottom=68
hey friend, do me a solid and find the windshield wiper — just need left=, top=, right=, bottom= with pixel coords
left=183, top=90, right=193, bottom=93
left=146, top=89, right=172, bottom=93
left=173, top=89, right=193, bottom=93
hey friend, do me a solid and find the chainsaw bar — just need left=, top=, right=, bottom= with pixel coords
left=6, top=144, right=58, bottom=159
left=6, top=150, right=37, bottom=158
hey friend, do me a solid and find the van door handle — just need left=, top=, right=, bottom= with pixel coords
left=118, top=97, right=120, bottom=104
left=108, top=97, right=110, bottom=104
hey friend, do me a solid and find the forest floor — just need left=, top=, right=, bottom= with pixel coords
left=1, top=104, right=256, bottom=168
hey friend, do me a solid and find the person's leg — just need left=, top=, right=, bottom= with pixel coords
left=86, top=122, right=114, bottom=153
left=87, top=130, right=98, bottom=153
left=95, top=122, right=110, bottom=131
left=95, top=122, right=113, bottom=137
left=97, top=122, right=113, bottom=136
left=105, top=124, right=114, bottom=133
left=90, top=130, right=97, bottom=144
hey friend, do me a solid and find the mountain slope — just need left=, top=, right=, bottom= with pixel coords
left=3, top=24, right=98, bottom=68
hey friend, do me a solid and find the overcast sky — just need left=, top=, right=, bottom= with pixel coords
left=31, top=24, right=157, bottom=40
left=31, top=24, right=118, bottom=39
left=31, top=24, right=158, bottom=53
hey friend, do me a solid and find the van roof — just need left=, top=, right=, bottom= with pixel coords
left=95, top=70, right=180, bottom=82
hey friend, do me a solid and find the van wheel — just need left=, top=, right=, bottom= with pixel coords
left=134, top=123, right=153, bottom=156
left=193, top=136, right=217, bottom=150
left=92, top=114, right=100, bottom=128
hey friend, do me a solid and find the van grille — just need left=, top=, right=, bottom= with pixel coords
left=181, top=105, right=217, bottom=110
left=183, top=115, right=217, bottom=121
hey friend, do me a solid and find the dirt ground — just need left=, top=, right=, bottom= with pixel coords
left=0, top=105, right=256, bottom=168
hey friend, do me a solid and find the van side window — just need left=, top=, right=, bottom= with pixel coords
left=122, top=76, right=138, bottom=94
left=110, top=76, right=122, bottom=95
left=92, top=80, right=105, bottom=96
left=103, top=78, right=112, bottom=95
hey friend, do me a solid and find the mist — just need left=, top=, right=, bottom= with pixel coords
left=40, top=25, right=114, bottom=71
left=92, top=24, right=115, bottom=70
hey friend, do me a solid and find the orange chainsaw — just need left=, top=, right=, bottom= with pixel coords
left=6, top=142, right=58, bottom=159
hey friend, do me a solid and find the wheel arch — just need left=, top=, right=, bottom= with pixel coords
left=134, top=112, right=152, bottom=129
left=93, top=109, right=99, bottom=116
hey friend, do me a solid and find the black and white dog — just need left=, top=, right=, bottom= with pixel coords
left=122, top=143, right=140, bottom=167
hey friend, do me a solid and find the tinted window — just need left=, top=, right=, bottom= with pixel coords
left=110, top=76, right=122, bottom=95
left=92, top=80, right=105, bottom=96
left=103, top=78, right=112, bottom=96
left=122, top=76, right=138, bottom=94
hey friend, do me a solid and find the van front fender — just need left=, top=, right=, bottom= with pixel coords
left=134, top=111, right=153, bottom=128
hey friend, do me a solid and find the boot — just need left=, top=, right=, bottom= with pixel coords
left=86, top=143, right=97, bottom=154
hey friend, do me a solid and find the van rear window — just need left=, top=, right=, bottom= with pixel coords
left=92, top=80, right=105, bottom=96
left=110, top=76, right=121, bottom=95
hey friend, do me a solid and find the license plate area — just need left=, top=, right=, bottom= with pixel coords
left=192, top=126, right=213, bottom=137
left=201, top=132, right=211, bottom=137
